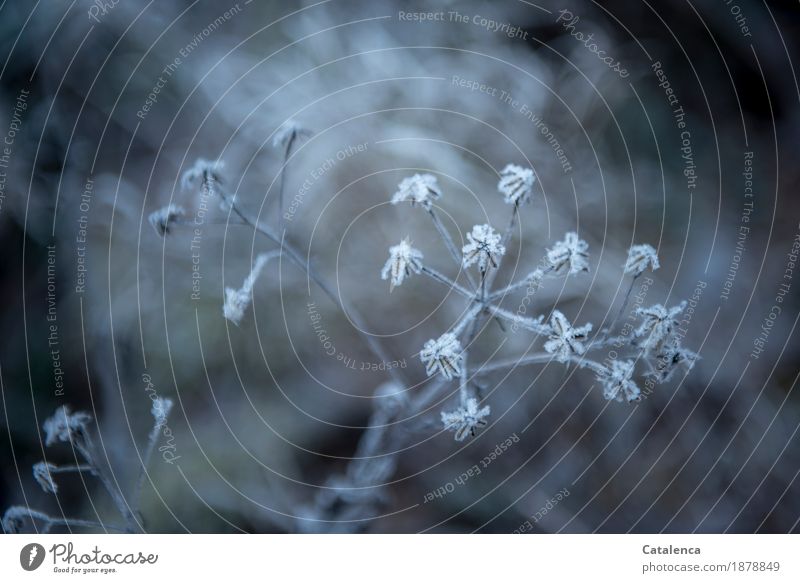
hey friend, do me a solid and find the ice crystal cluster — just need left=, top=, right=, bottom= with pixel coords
left=380, top=164, right=698, bottom=440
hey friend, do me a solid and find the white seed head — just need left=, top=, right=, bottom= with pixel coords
left=624, top=244, right=660, bottom=276
left=543, top=310, right=593, bottom=362
left=420, top=332, right=462, bottom=380
left=222, top=253, right=276, bottom=325
left=441, top=398, right=491, bottom=441
left=381, top=238, right=424, bottom=291
left=546, top=232, right=590, bottom=275
left=32, top=462, right=58, bottom=494
left=498, top=164, right=535, bottom=205
left=391, top=174, right=442, bottom=208
left=151, top=397, right=173, bottom=425
left=634, top=302, right=686, bottom=353
left=148, top=204, right=185, bottom=236
left=273, top=119, right=311, bottom=148
left=651, top=343, right=699, bottom=383
left=462, top=224, right=506, bottom=272
left=600, top=360, right=641, bottom=402
left=180, top=158, right=224, bottom=195
left=43, top=406, right=92, bottom=447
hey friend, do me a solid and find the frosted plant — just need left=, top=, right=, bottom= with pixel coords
left=634, top=301, right=686, bottom=353
left=441, top=398, right=491, bottom=441
left=180, top=158, right=224, bottom=195
left=651, top=343, right=699, bottom=382
left=546, top=231, right=590, bottom=275
left=381, top=238, right=423, bottom=291
left=148, top=204, right=185, bottom=236
left=223, top=252, right=280, bottom=325
left=32, top=462, right=58, bottom=494
left=420, top=333, right=463, bottom=380
left=600, top=360, right=641, bottom=402
left=462, top=224, right=505, bottom=272
left=498, top=164, right=535, bottom=205
left=273, top=118, right=312, bottom=148
left=3, top=392, right=175, bottom=533
left=543, top=310, right=593, bottom=363
left=43, top=406, right=92, bottom=446
left=624, top=244, right=660, bottom=276
left=391, top=173, right=442, bottom=208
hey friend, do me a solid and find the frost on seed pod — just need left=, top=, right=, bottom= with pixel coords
left=148, top=204, right=185, bottom=236
left=543, top=310, right=593, bottom=362
left=32, top=462, right=59, bottom=494
left=391, top=173, right=442, bottom=208
left=600, top=360, right=641, bottom=402
left=624, top=244, right=660, bottom=276
left=420, top=333, right=462, bottom=380
left=381, top=238, right=423, bottom=291
left=462, top=224, right=505, bottom=272
left=273, top=118, right=311, bottom=148
left=43, top=406, right=92, bottom=446
left=633, top=302, right=686, bottom=354
left=498, top=163, right=535, bottom=205
left=180, top=158, right=224, bottom=195
left=547, top=232, right=590, bottom=275
left=441, top=397, right=491, bottom=441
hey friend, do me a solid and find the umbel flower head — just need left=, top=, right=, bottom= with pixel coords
left=148, top=204, right=185, bottom=236
left=547, top=232, right=590, bottom=275
left=420, top=332, right=462, bottom=380
left=180, top=158, right=224, bottom=195
left=43, top=406, right=92, bottom=446
left=441, top=398, right=491, bottom=441
left=391, top=173, right=442, bottom=208
left=543, top=310, right=593, bottom=362
left=32, top=462, right=58, bottom=494
left=273, top=118, right=311, bottom=148
left=498, top=164, right=535, bottom=205
left=600, top=360, right=641, bottom=402
left=624, top=244, right=660, bottom=276
left=634, top=301, right=686, bottom=353
left=381, top=238, right=424, bottom=291
left=651, top=343, right=699, bottom=383
left=462, top=224, right=505, bottom=272
left=223, top=252, right=276, bottom=325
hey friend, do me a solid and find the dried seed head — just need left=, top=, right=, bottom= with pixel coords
left=420, top=332, right=463, bottom=380
left=498, top=164, right=535, bottom=205
left=151, top=397, right=173, bottom=425
left=651, top=343, right=699, bottom=383
left=543, top=310, right=593, bottom=362
left=180, top=158, right=224, bottom=195
left=441, top=398, right=491, bottom=441
left=32, top=462, right=58, bottom=494
left=391, top=174, right=442, bottom=208
left=43, top=406, right=92, bottom=446
left=273, top=119, right=311, bottom=148
left=546, top=232, right=590, bottom=275
left=634, top=302, right=686, bottom=353
left=381, top=238, right=423, bottom=291
left=222, top=253, right=277, bottom=325
left=600, top=360, right=641, bottom=402
left=462, top=224, right=506, bottom=272
left=148, top=204, right=185, bottom=236
left=624, top=244, right=660, bottom=276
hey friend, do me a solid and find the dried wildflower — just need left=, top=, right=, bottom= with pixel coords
left=634, top=302, right=686, bottom=353
left=180, top=158, right=224, bottom=195
left=32, top=462, right=58, bottom=494
left=601, top=360, right=641, bottom=402
left=624, top=244, right=660, bottom=276
left=223, top=253, right=275, bottom=325
left=43, top=406, right=92, bottom=446
left=543, top=310, right=593, bottom=362
left=462, top=224, right=505, bottom=272
left=441, top=398, right=491, bottom=441
left=151, top=397, right=173, bottom=426
left=273, top=119, right=311, bottom=148
left=420, top=332, right=462, bottom=380
left=2, top=506, right=28, bottom=533
left=651, top=343, right=699, bottom=382
left=148, top=204, right=185, bottom=236
left=546, top=232, right=590, bottom=275
left=498, top=164, right=535, bottom=205
left=381, top=238, right=423, bottom=291
left=391, top=173, right=442, bottom=208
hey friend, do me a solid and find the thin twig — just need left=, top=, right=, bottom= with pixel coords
left=420, top=266, right=472, bottom=298
left=427, top=207, right=477, bottom=290
left=602, top=273, right=640, bottom=341
left=472, top=352, right=607, bottom=376
left=278, top=131, right=297, bottom=234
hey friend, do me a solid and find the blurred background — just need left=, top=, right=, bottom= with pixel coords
left=1, top=0, right=799, bottom=533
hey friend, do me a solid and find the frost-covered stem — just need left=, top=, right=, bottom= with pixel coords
left=76, top=435, right=140, bottom=533
left=451, top=304, right=484, bottom=336
left=489, top=265, right=553, bottom=301
left=602, top=273, right=640, bottom=341
left=484, top=304, right=549, bottom=334
left=42, top=518, right=128, bottom=534
left=278, top=131, right=297, bottom=234
left=220, top=190, right=405, bottom=386
left=427, top=207, right=477, bottom=289
left=472, top=353, right=608, bottom=376
left=134, top=405, right=175, bottom=506
left=420, top=266, right=472, bottom=298
left=485, top=202, right=519, bottom=291
left=50, top=464, right=94, bottom=474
